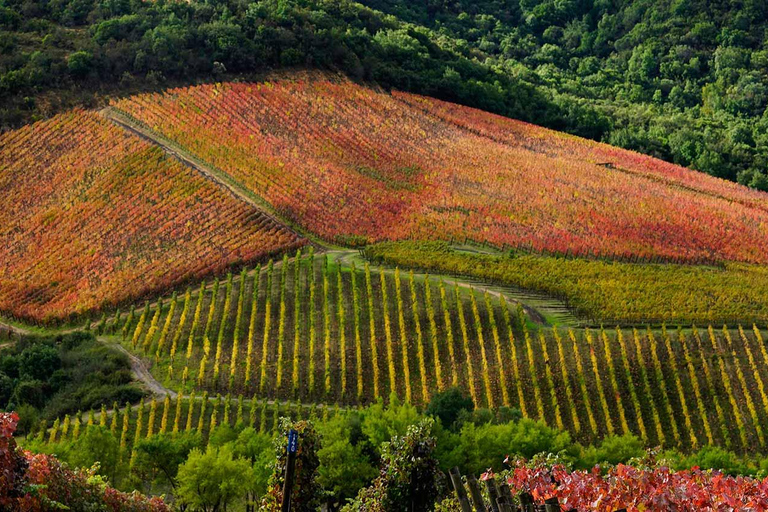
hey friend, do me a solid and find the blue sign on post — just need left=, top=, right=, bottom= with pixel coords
left=282, top=429, right=299, bottom=512
left=287, top=429, right=298, bottom=454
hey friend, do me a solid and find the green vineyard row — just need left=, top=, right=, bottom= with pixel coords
left=36, top=394, right=330, bottom=461
left=102, top=251, right=768, bottom=453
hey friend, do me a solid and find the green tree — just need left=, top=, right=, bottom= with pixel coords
left=318, top=413, right=378, bottom=504
left=19, top=344, right=60, bottom=381
left=361, top=395, right=422, bottom=453
left=177, top=445, right=255, bottom=512
left=426, top=387, right=474, bottom=431
left=66, top=425, right=122, bottom=484
left=10, top=380, right=45, bottom=409
left=67, top=51, right=93, bottom=76
left=132, top=432, right=202, bottom=492
left=580, top=434, right=645, bottom=468
left=0, top=372, right=12, bottom=406
left=231, top=427, right=274, bottom=508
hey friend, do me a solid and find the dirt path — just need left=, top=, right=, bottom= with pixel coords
left=99, top=337, right=176, bottom=398
left=327, top=249, right=555, bottom=325
left=1, top=322, right=30, bottom=337
left=99, top=107, right=576, bottom=327
left=100, top=107, right=318, bottom=246
left=98, top=338, right=345, bottom=414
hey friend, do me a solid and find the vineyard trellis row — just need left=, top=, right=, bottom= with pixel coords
left=0, top=109, right=305, bottom=323
left=105, top=252, right=768, bottom=453
left=111, top=76, right=768, bottom=267
left=38, top=396, right=341, bottom=466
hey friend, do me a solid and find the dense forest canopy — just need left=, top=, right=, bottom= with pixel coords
left=2, top=0, right=768, bottom=188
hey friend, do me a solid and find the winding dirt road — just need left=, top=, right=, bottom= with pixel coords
left=98, top=337, right=176, bottom=398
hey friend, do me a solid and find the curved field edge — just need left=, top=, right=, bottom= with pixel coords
left=364, top=240, right=768, bottom=326
left=0, top=110, right=307, bottom=325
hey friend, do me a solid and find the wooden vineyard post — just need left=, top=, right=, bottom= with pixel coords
left=519, top=492, right=534, bottom=512
left=498, top=481, right=515, bottom=512
left=483, top=476, right=501, bottom=512
left=465, top=474, right=486, bottom=512
left=448, top=467, right=472, bottom=512
left=281, top=429, right=299, bottom=512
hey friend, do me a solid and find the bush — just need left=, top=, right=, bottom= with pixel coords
left=176, top=445, right=255, bottom=512
left=344, top=419, right=441, bottom=512
left=426, top=387, right=474, bottom=431
left=11, top=380, right=46, bottom=409
left=0, top=412, right=168, bottom=511
left=681, top=445, right=749, bottom=476
left=19, top=343, right=60, bottom=381
left=0, top=371, right=12, bottom=406
left=261, top=418, right=323, bottom=512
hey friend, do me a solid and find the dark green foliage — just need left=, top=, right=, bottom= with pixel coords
left=18, top=344, right=60, bottom=381
left=11, top=380, right=45, bottom=408
left=4, top=0, right=768, bottom=187
left=344, top=419, right=441, bottom=512
left=317, top=412, right=378, bottom=504
left=426, top=387, right=474, bottom=431
left=0, top=372, right=12, bottom=405
left=262, top=418, right=323, bottom=512
left=0, top=332, right=143, bottom=421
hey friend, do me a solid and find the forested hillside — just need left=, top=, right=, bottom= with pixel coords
left=3, top=0, right=768, bottom=188
left=362, top=0, right=768, bottom=185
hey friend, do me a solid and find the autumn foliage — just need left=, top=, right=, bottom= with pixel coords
left=114, top=74, right=768, bottom=264
left=496, top=458, right=768, bottom=511
left=0, top=412, right=168, bottom=511
left=0, top=110, right=305, bottom=323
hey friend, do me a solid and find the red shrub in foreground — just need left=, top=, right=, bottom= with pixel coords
left=0, top=412, right=168, bottom=511
left=493, top=459, right=768, bottom=511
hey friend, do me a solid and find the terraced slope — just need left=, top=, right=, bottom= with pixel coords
left=114, top=252, right=515, bottom=407
left=113, top=75, right=768, bottom=264
left=0, top=110, right=305, bottom=323
left=104, top=251, right=768, bottom=453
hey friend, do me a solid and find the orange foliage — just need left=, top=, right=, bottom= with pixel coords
left=0, top=110, right=305, bottom=323
left=115, top=76, right=768, bottom=264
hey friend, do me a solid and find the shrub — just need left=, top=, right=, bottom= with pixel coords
left=426, top=387, right=474, bottom=431
left=0, top=411, right=168, bottom=511
left=343, top=419, right=441, bottom=512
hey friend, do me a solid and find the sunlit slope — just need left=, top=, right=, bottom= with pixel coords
left=113, top=75, right=768, bottom=264
left=0, top=110, right=305, bottom=322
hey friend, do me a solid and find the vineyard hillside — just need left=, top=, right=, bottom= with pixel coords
left=0, top=110, right=306, bottom=323
left=102, top=251, right=768, bottom=455
left=112, top=74, right=768, bottom=265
